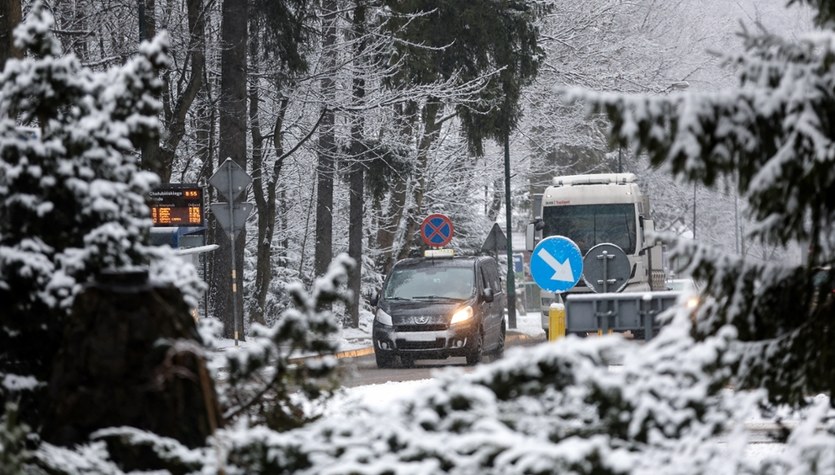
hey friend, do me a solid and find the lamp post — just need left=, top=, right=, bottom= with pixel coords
left=693, top=183, right=697, bottom=240
left=504, top=131, right=517, bottom=329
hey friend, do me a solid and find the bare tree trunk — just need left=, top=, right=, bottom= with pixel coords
left=397, top=99, right=442, bottom=261
left=347, top=2, right=367, bottom=328
left=139, top=0, right=163, bottom=174
left=249, top=18, right=268, bottom=326
left=154, top=0, right=205, bottom=183
left=196, top=69, right=215, bottom=321
left=314, top=0, right=338, bottom=278
left=1, top=0, right=21, bottom=67
left=249, top=20, right=294, bottom=327
left=375, top=176, right=405, bottom=274
left=376, top=103, right=415, bottom=273
left=486, top=177, right=503, bottom=223
left=210, top=0, right=248, bottom=339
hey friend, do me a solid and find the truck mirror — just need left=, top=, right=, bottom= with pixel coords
left=525, top=224, right=535, bottom=251
left=526, top=218, right=543, bottom=252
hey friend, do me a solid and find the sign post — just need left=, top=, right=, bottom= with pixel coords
left=209, top=158, right=253, bottom=345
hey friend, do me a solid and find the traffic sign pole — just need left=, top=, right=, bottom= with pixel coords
left=503, top=134, right=516, bottom=329
left=227, top=162, right=239, bottom=345
left=209, top=158, right=253, bottom=346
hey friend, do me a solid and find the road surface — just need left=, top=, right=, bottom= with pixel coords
left=338, top=333, right=543, bottom=388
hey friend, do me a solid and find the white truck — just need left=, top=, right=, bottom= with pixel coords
left=525, top=173, right=667, bottom=337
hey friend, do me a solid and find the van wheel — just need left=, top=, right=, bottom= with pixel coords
left=494, top=321, right=506, bottom=358
left=375, top=351, right=396, bottom=369
left=466, top=328, right=483, bottom=366
left=400, top=356, right=415, bottom=368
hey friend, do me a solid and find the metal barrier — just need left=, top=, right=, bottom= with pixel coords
left=565, top=291, right=682, bottom=341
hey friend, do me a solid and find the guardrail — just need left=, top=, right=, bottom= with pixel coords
left=565, top=291, right=682, bottom=341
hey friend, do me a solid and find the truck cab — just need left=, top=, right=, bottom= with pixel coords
left=526, top=173, right=665, bottom=334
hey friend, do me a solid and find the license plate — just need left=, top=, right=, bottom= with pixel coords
left=404, top=332, right=437, bottom=342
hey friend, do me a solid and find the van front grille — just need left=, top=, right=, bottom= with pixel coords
left=397, top=339, right=445, bottom=350
left=396, top=324, right=448, bottom=332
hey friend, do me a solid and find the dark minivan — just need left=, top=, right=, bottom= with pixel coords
left=372, top=255, right=506, bottom=368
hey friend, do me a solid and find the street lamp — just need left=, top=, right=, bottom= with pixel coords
left=503, top=131, right=517, bottom=329
left=693, top=183, right=697, bottom=239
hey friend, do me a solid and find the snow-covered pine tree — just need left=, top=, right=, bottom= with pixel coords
left=0, top=3, right=198, bottom=428
left=579, top=2, right=835, bottom=406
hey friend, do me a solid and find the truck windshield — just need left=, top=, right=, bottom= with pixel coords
left=384, top=266, right=475, bottom=300
left=542, top=203, right=636, bottom=255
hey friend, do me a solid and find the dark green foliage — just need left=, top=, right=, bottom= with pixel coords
left=216, top=255, right=352, bottom=432
left=356, top=139, right=413, bottom=202
left=0, top=403, right=29, bottom=473
left=0, top=4, right=168, bottom=430
left=790, top=0, right=835, bottom=27
left=252, top=0, right=313, bottom=73
left=382, top=0, right=546, bottom=155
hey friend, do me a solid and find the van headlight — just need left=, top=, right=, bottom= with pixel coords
left=450, top=306, right=473, bottom=324
left=375, top=308, right=393, bottom=326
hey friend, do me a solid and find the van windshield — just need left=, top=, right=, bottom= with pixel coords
left=542, top=203, right=636, bottom=255
left=384, top=265, right=475, bottom=301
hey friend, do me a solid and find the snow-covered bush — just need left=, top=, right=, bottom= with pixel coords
left=0, top=2, right=201, bottom=430
left=575, top=16, right=835, bottom=407
left=32, top=311, right=835, bottom=474
left=205, top=254, right=352, bottom=432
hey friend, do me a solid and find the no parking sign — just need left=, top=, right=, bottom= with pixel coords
left=420, top=214, right=454, bottom=247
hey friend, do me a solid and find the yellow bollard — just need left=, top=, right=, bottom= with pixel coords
left=548, top=303, right=566, bottom=341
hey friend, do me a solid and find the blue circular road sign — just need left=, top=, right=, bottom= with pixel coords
left=530, top=236, right=584, bottom=293
left=421, top=214, right=454, bottom=247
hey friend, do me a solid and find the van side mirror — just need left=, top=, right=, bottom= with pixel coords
left=370, top=292, right=379, bottom=307
left=482, top=287, right=495, bottom=303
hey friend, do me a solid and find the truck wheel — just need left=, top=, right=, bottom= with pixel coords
left=375, top=351, right=396, bottom=369
left=466, top=328, right=484, bottom=366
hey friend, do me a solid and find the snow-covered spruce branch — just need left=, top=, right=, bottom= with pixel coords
left=212, top=255, right=354, bottom=427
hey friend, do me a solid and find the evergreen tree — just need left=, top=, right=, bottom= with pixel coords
left=0, top=3, right=199, bottom=427
left=383, top=0, right=544, bottom=155
left=583, top=3, right=835, bottom=405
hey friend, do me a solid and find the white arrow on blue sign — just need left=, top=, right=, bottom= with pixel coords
left=530, top=236, right=584, bottom=293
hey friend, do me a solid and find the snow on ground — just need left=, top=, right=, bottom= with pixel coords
left=214, top=308, right=546, bottom=353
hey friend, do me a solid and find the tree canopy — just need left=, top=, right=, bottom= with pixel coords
left=383, top=0, right=545, bottom=154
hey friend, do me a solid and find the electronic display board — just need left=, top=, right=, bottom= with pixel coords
left=148, top=184, right=204, bottom=227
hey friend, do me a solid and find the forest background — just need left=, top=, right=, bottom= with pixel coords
left=0, top=0, right=813, bottom=339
